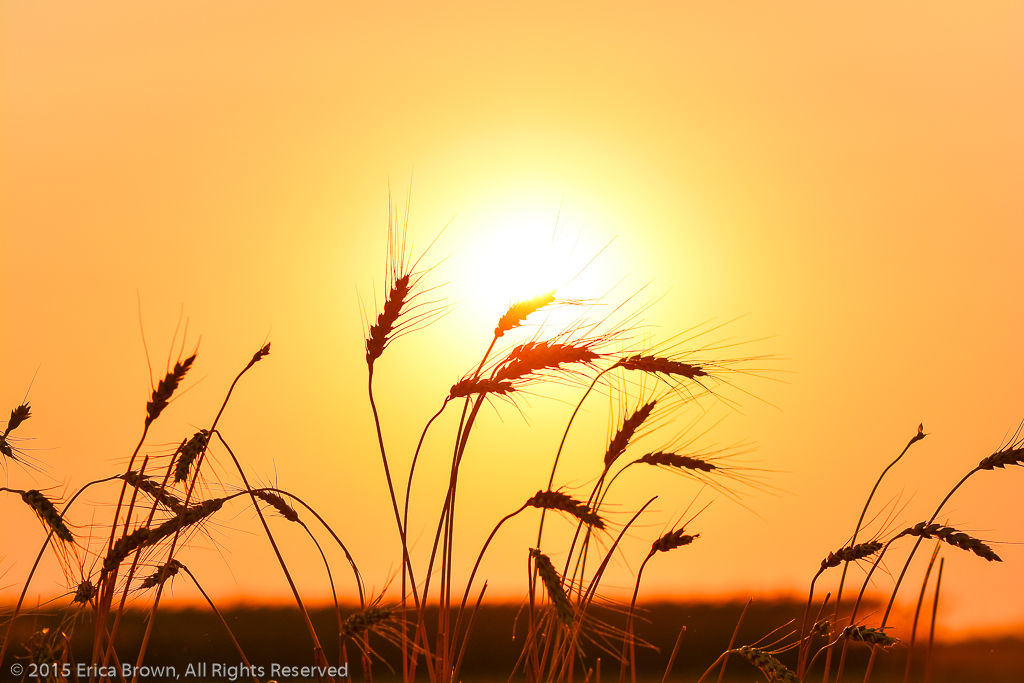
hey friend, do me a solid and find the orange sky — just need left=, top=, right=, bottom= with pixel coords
left=2, top=2, right=1023, bottom=640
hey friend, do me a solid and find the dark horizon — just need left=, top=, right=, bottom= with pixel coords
left=5, top=599, right=1021, bottom=682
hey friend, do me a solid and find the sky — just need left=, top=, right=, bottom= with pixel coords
left=2, top=1, right=1023, bottom=642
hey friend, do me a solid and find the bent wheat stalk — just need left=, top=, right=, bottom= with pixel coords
left=848, top=428, right=1022, bottom=683
left=179, top=564, right=259, bottom=683
left=798, top=541, right=882, bottom=675
left=620, top=527, right=699, bottom=683
left=208, top=431, right=334, bottom=678
left=825, top=423, right=925, bottom=683
left=91, top=352, right=196, bottom=672
left=126, top=346, right=307, bottom=683
left=903, top=542, right=941, bottom=683
left=0, top=476, right=120, bottom=667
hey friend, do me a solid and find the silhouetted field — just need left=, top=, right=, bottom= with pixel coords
left=5, top=600, right=1020, bottom=682
left=6, top=211, right=1023, bottom=683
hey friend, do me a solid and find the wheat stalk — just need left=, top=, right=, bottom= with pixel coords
left=95, top=350, right=201, bottom=670
left=0, top=475, right=120, bottom=669
left=823, top=423, right=926, bottom=683
left=622, top=525, right=700, bottom=683
left=103, top=498, right=225, bottom=571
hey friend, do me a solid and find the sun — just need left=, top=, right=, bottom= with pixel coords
left=456, top=201, right=609, bottom=327
left=463, top=209, right=561, bottom=304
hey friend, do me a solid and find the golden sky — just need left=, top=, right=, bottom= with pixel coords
left=2, top=1, right=1023, bottom=639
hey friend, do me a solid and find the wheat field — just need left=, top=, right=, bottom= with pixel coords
left=3, top=208, right=1022, bottom=683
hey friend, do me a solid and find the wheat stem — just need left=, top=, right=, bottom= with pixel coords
left=367, top=366, right=421, bottom=610
left=619, top=552, right=655, bottom=683
left=829, top=425, right=925, bottom=683
left=845, top=466, right=977, bottom=683
left=129, top=346, right=293, bottom=683
left=212, top=432, right=333, bottom=677
left=923, top=558, right=944, bottom=683
left=903, top=542, right=941, bottom=683
left=715, top=598, right=751, bottom=683
left=178, top=565, right=258, bottom=683
left=451, top=582, right=488, bottom=683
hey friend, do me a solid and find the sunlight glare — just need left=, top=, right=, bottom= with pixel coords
left=459, top=203, right=586, bottom=322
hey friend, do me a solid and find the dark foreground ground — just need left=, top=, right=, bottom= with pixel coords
left=3, top=600, right=1021, bottom=682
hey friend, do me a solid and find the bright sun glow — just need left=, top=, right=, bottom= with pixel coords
left=457, top=200, right=611, bottom=324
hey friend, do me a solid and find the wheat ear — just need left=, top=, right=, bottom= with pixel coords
left=531, top=549, right=575, bottom=627
left=3, top=402, right=31, bottom=435
left=730, top=645, right=801, bottom=683
left=448, top=378, right=516, bottom=400
left=801, top=540, right=883, bottom=676
left=636, top=451, right=716, bottom=472
left=103, top=498, right=225, bottom=571
left=0, top=475, right=120, bottom=669
left=139, top=560, right=184, bottom=589
left=495, top=340, right=602, bottom=383
left=651, top=528, right=700, bottom=553
left=495, top=290, right=557, bottom=338
left=841, top=625, right=898, bottom=648
left=614, top=354, right=708, bottom=379
left=145, top=354, right=196, bottom=426
left=366, top=274, right=410, bottom=365
left=174, top=430, right=210, bottom=483
left=252, top=489, right=300, bottom=522
left=340, top=606, right=395, bottom=640
left=0, top=403, right=31, bottom=459
left=527, top=490, right=605, bottom=530
left=896, top=522, right=1001, bottom=562
left=121, top=471, right=184, bottom=514
left=72, top=579, right=96, bottom=605
left=20, top=489, right=73, bottom=543
left=820, top=541, right=883, bottom=570
left=604, top=401, right=657, bottom=471
left=977, top=436, right=1024, bottom=470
